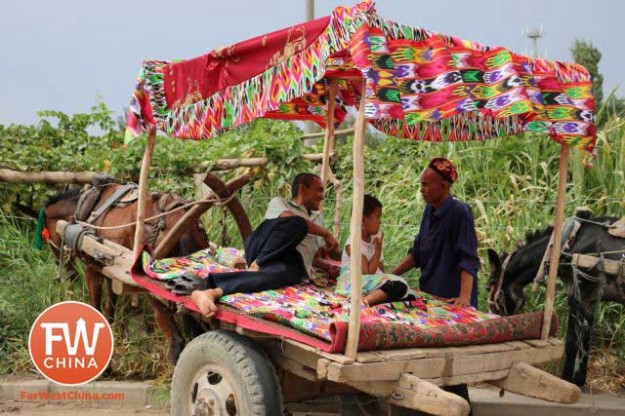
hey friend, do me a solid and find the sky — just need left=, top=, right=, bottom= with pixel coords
left=0, top=0, right=622, bottom=126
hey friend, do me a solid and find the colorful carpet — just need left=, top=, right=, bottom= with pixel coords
left=134, top=247, right=557, bottom=352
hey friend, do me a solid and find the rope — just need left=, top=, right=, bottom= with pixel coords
left=75, top=193, right=237, bottom=231
left=570, top=249, right=625, bottom=257
left=572, top=215, right=618, bottom=229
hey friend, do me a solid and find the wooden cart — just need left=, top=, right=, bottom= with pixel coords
left=56, top=190, right=578, bottom=416
left=60, top=1, right=599, bottom=414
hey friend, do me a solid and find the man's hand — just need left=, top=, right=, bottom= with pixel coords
left=314, top=256, right=340, bottom=278
left=323, top=231, right=339, bottom=254
left=449, top=296, right=471, bottom=307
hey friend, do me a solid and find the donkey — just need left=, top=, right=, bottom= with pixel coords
left=487, top=211, right=625, bottom=386
left=22, top=183, right=209, bottom=363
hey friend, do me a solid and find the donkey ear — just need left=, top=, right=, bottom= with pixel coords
left=15, top=203, right=38, bottom=219
left=487, top=248, right=501, bottom=269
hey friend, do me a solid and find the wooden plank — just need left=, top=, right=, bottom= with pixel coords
left=356, top=342, right=514, bottom=363
left=394, top=374, right=470, bottom=416
left=317, top=359, right=330, bottom=379
left=327, top=358, right=446, bottom=382
left=424, top=369, right=510, bottom=386
left=572, top=253, right=621, bottom=275
left=264, top=347, right=320, bottom=381
left=347, top=374, right=470, bottom=416
left=490, top=362, right=580, bottom=404
left=282, top=339, right=354, bottom=365
left=524, top=339, right=551, bottom=348
left=504, top=341, right=532, bottom=350
left=548, top=337, right=564, bottom=347
left=327, top=344, right=563, bottom=383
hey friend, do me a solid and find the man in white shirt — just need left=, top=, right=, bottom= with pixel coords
left=190, top=173, right=338, bottom=317
left=264, top=172, right=339, bottom=278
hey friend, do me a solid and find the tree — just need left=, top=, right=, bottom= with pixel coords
left=571, top=39, right=604, bottom=108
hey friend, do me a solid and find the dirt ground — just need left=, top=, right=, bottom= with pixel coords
left=0, top=400, right=167, bottom=415
left=0, top=400, right=342, bottom=415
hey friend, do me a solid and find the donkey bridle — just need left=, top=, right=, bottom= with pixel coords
left=488, top=252, right=513, bottom=315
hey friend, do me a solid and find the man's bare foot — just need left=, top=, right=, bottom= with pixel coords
left=248, top=260, right=260, bottom=272
left=232, top=256, right=247, bottom=270
left=191, top=288, right=223, bottom=317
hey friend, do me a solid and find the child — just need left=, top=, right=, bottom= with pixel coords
left=336, top=195, right=412, bottom=306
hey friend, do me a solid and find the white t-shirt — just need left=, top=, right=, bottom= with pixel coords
left=265, top=197, right=324, bottom=278
left=341, top=234, right=384, bottom=274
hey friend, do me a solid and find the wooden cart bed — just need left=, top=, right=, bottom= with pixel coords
left=57, top=220, right=580, bottom=415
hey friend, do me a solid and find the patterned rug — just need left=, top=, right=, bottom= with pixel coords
left=137, top=247, right=557, bottom=352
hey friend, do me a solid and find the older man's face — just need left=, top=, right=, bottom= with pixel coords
left=419, top=168, right=449, bottom=206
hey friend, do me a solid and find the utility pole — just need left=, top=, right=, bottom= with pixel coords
left=523, top=25, right=545, bottom=58
left=306, top=0, right=314, bottom=21
left=303, top=0, right=316, bottom=144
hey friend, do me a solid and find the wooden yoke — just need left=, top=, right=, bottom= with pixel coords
left=153, top=173, right=251, bottom=259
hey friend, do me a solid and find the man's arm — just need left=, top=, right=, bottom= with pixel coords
left=450, top=269, right=473, bottom=306
left=391, top=253, right=415, bottom=276
left=451, top=204, right=479, bottom=307
left=279, top=210, right=338, bottom=253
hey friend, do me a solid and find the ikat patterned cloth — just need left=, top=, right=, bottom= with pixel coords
left=140, top=246, right=531, bottom=345
left=126, top=0, right=595, bottom=153
left=142, top=247, right=243, bottom=280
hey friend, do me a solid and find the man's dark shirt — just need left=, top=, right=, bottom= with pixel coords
left=410, top=196, right=480, bottom=307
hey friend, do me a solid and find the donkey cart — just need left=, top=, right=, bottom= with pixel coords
left=59, top=1, right=599, bottom=414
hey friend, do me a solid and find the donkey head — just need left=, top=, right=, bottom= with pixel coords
left=486, top=249, right=528, bottom=315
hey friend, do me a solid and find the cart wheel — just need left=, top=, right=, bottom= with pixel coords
left=170, top=330, right=284, bottom=416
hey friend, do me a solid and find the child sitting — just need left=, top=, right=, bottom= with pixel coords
left=336, top=194, right=412, bottom=306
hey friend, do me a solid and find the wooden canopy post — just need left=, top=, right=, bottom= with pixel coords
left=320, top=79, right=338, bottom=210
left=542, top=144, right=570, bottom=339
left=345, top=84, right=367, bottom=359
left=133, top=128, right=157, bottom=260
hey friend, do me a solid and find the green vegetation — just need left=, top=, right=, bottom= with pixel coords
left=0, top=101, right=623, bottom=389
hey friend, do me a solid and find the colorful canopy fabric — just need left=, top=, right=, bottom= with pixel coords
left=126, top=0, right=596, bottom=153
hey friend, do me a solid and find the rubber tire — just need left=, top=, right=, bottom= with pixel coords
left=170, top=330, right=284, bottom=416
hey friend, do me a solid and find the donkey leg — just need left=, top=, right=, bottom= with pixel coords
left=85, top=267, right=105, bottom=312
left=562, top=297, right=582, bottom=385
left=103, top=279, right=118, bottom=324
left=562, top=291, right=598, bottom=387
left=147, top=296, right=185, bottom=363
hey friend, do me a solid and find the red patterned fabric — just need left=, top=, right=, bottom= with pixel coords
left=126, top=1, right=596, bottom=154
left=131, top=254, right=558, bottom=353
left=164, top=16, right=330, bottom=109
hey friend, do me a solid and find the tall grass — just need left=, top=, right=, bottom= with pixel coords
left=0, top=213, right=83, bottom=374
left=0, top=214, right=171, bottom=378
